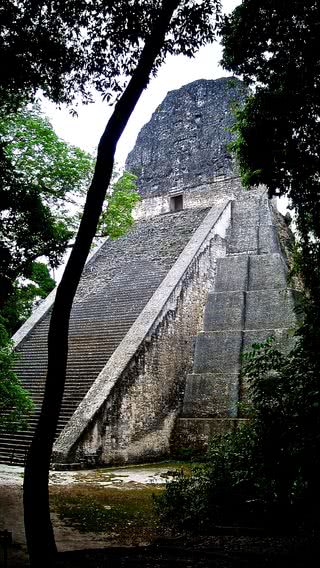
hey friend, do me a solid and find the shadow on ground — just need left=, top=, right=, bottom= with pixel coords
left=0, top=463, right=319, bottom=567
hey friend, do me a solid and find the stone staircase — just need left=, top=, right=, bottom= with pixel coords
left=0, top=207, right=209, bottom=465
left=173, top=191, right=298, bottom=451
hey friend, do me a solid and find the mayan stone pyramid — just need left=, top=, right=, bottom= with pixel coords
left=0, top=78, right=297, bottom=467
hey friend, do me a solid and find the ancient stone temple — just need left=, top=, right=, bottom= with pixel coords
left=0, top=77, right=297, bottom=467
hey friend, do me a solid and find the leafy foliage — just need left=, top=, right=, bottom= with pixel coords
left=0, top=104, right=94, bottom=207
left=156, top=333, right=320, bottom=531
left=98, top=171, right=140, bottom=239
left=1, top=1, right=221, bottom=110
left=220, top=0, right=320, bottom=302
left=0, top=104, right=140, bottom=331
left=2, top=263, right=56, bottom=335
left=0, top=140, right=72, bottom=308
left=0, top=318, right=33, bottom=431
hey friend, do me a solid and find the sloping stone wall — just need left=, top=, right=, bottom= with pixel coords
left=0, top=206, right=211, bottom=465
left=52, top=201, right=231, bottom=466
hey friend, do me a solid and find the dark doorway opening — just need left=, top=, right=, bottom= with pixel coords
left=170, top=194, right=183, bottom=212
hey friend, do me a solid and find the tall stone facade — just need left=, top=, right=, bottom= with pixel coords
left=126, top=77, right=247, bottom=196
left=173, top=191, right=297, bottom=451
left=0, top=78, right=296, bottom=467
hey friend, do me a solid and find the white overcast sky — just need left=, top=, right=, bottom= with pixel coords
left=42, top=0, right=241, bottom=168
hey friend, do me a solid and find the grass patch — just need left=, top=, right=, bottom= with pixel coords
left=94, top=460, right=197, bottom=473
left=50, top=484, right=164, bottom=536
left=49, top=462, right=201, bottom=542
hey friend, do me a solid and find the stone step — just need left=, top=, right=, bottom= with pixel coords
left=18, top=357, right=118, bottom=367
left=172, top=417, right=248, bottom=453
left=0, top=433, right=34, bottom=442
left=193, top=331, right=243, bottom=374
left=226, top=225, right=260, bottom=255
left=173, top=195, right=296, bottom=455
left=242, top=328, right=293, bottom=354
left=193, top=328, right=293, bottom=375
left=182, top=373, right=239, bottom=418
left=18, top=335, right=135, bottom=352
left=0, top=452, right=26, bottom=466
left=20, top=383, right=97, bottom=392
left=204, top=291, right=245, bottom=331
left=215, top=255, right=248, bottom=292
left=26, top=326, right=136, bottom=342
left=0, top=440, right=28, bottom=451
left=215, top=253, right=288, bottom=293
left=248, top=253, right=288, bottom=290
left=245, top=288, right=298, bottom=330
left=204, top=288, right=297, bottom=332
left=226, top=196, right=279, bottom=255
left=227, top=223, right=279, bottom=255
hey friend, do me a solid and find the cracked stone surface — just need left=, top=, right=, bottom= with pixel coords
left=126, top=77, right=247, bottom=197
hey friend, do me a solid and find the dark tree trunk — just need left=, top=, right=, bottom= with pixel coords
left=23, top=1, right=180, bottom=566
left=0, top=276, right=13, bottom=312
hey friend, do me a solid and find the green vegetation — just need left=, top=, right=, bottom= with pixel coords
left=1, top=264, right=56, bottom=337
left=0, top=319, right=33, bottom=430
left=0, top=103, right=96, bottom=429
left=51, top=485, right=163, bottom=538
left=0, top=104, right=94, bottom=207
left=220, top=0, right=320, bottom=305
left=0, top=102, right=141, bottom=327
left=0, top=98, right=140, bottom=440
left=50, top=463, right=196, bottom=539
left=0, top=102, right=140, bottom=333
left=0, top=104, right=95, bottom=333
left=96, top=171, right=140, bottom=239
left=156, top=334, right=320, bottom=532
left=0, top=94, right=138, bottom=433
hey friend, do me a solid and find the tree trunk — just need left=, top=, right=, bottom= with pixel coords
left=23, top=1, right=180, bottom=566
left=0, top=276, right=13, bottom=312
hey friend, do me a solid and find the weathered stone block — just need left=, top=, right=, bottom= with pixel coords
left=258, top=223, right=280, bottom=254
left=193, top=331, right=243, bottom=374
left=245, top=289, right=297, bottom=330
left=215, top=255, right=249, bottom=292
left=182, top=373, right=239, bottom=418
left=227, top=225, right=258, bottom=255
left=126, top=77, right=247, bottom=197
left=243, top=328, right=294, bottom=354
left=204, top=291, right=245, bottom=331
left=248, top=253, right=288, bottom=290
left=173, top=417, right=247, bottom=453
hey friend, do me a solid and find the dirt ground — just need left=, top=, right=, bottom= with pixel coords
left=0, top=463, right=173, bottom=566
left=0, top=465, right=318, bottom=568
left=0, top=482, right=145, bottom=567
